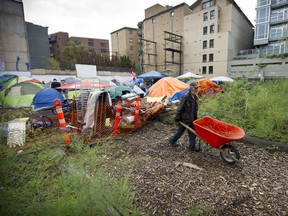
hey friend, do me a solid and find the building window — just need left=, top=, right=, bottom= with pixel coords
left=210, top=24, right=215, bottom=33
left=129, top=54, right=134, bottom=59
left=202, top=66, right=207, bottom=74
left=202, top=54, right=207, bottom=62
left=129, top=29, right=133, bottom=34
left=270, top=25, right=287, bottom=39
left=256, top=7, right=270, bottom=23
left=203, top=41, right=207, bottom=49
left=203, top=26, right=208, bottom=35
left=209, top=66, right=213, bottom=74
left=210, top=10, right=215, bottom=19
left=152, top=18, right=156, bottom=24
left=263, top=42, right=286, bottom=55
left=129, top=38, right=134, bottom=42
left=88, top=39, right=94, bottom=46
left=202, top=0, right=214, bottom=9
left=209, top=54, right=214, bottom=62
left=75, top=40, right=81, bottom=45
left=130, top=46, right=134, bottom=51
left=271, top=8, right=288, bottom=23
left=255, top=23, right=269, bottom=39
left=209, top=39, right=214, bottom=48
left=170, top=11, right=174, bottom=17
left=100, top=49, right=107, bottom=53
left=100, top=42, right=106, bottom=47
left=258, top=0, right=270, bottom=7
left=203, top=12, right=208, bottom=21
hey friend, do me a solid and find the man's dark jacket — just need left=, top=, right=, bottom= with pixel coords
left=175, top=92, right=198, bottom=125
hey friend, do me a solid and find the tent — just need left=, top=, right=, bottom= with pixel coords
left=177, top=72, right=203, bottom=80
left=32, top=88, right=64, bottom=111
left=148, top=77, right=189, bottom=99
left=197, top=78, right=221, bottom=94
left=17, top=76, right=41, bottom=83
left=137, top=70, right=168, bottom=79
left=2, top=82, right=45, bottom=107
left=103, top=85, right=134, bottom=100
left=210, top=76, right=234, bottom=82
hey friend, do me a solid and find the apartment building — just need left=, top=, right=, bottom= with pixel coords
left=0, top=0, right=30, bottom=71
left=26, top=22, right=50, bottom=69
left=49, top=33, right=109, bottom=63
left=110, top=27, right=139, bottom=67
left=138, top=3, right=193, bottom=74
left=49, top=32, right=69, bottom=62
left=184, top=0, right=254, bottom=78
left=229, top=0, right=288, bottom=79
left=69, top=37, right=109, bottom=55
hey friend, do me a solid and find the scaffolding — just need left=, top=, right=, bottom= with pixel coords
left=163, top=31, right=183, bottom=75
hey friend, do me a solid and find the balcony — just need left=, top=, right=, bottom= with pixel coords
left=271, top=0, right=288, bottom=9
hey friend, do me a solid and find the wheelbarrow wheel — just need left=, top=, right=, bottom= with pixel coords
left=220, top=144, right=240, bottom=164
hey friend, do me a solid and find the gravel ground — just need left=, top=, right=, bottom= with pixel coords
left=119, top=120, right=288, bottom=215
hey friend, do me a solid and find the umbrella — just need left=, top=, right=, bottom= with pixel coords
left=56, top=81, right=115, bottom=89
left=177, top=72, right=203, bottom=80
left=138, top=70, right=168, bottom=79
left=210, top=76, right=234, bottom=82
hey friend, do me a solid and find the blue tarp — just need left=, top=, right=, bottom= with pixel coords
left=168, top=88, right=189, bottom=105
left=32, top=88, right=64, bottom=111
left=137, top=70, right=168, bottom=79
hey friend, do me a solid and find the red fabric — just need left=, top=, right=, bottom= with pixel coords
left=130, top=68, right=136, bottom=80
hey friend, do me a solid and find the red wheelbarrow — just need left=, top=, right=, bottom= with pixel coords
left=180, top=116, right=245, bottom=164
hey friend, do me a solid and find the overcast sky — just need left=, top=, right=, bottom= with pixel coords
left=22, top=0, right=257, bottom=40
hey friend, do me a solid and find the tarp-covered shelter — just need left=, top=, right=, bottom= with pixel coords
left=197, top=78, right=221, bottom=94
left=2, top=82, right=45, bottom=107
left=210, top=76, right=235, bottom=82
left=177, top=72, right=203, bottom=80
left=32, top=88, right=64, bottom=111
left=103, top=85, right=134, bottom=100
left=148, top=77, right=189, bottom=99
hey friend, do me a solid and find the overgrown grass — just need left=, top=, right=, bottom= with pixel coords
left=0, top=135, right=142, bottom=216
left=199, top=79, right=288, bottom=143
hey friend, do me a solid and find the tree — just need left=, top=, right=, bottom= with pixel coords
left=61, top=41, right=88, bottom=69
left=47, top=58, right=60, bottom=70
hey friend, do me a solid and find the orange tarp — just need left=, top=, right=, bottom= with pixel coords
left=197, top=78, right=220, bottom=94
left=149, top=77, right=189, bottom=99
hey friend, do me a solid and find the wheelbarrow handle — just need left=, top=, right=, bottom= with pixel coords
left=179, top=121, right=197, bottom=136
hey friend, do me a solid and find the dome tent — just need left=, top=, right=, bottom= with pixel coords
left=32, top=88, right=64, bottom=111
left=2, top=82, right=45, bottom=108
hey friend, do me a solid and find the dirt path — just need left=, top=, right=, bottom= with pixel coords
left=119, top=120, right=288, bottom=215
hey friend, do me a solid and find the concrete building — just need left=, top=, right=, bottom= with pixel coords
left=0, top=0, right=30, bottom=72
left=229, top=0, right=288, bottom=80
left=138, top=3, right=193, bottom=74
left=26, top=22, right=50, bottom=69
left=184, top=0, right=254, bottom=78
left=110, top=27, right=139, bottom=67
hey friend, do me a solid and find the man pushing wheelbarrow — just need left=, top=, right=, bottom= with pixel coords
left=169, top=82, right=201, bottom=152
left=168, top=81, right=245, bottom=164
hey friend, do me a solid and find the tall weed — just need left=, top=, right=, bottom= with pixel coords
left=0, top=135, right=141, bottom=216
left=199, top=79, right=288, bottom=143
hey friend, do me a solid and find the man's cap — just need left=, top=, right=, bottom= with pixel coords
left=189, top=82, right=199, bottom=88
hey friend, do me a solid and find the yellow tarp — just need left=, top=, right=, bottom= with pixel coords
left=149, top=77, right=189, bottom=99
